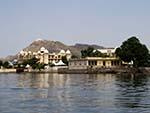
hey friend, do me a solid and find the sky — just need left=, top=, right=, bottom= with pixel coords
left=0, top=0, right=150, bottom=57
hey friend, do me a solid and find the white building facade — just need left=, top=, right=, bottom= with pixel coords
left=18, top=47, right=72, bottom=65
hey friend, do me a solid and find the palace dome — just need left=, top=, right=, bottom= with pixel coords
left=60, top=49, right=65, bottom=54
left=66, top=50, right=71, bottom=54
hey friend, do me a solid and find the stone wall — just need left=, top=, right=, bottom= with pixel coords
left=0, top=69, right=16, bottom=73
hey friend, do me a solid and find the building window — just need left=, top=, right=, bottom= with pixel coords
left=111, top=61, right=114, bottom=66
left=103, top=61, right=106, bottom=66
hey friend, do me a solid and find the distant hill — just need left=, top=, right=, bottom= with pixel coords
left=23, top=39, right=104, bottom=57
left=4, top=39, right=104, bottom=61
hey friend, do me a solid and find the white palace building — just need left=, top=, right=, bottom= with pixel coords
left=18, top=47, right=72, bottom=65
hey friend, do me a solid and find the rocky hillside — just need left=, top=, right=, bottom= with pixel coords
left=23, top=39, right=104, bottom=57
left=4, top=39, right=104, bottom=61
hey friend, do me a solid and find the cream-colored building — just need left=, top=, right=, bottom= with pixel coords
left=69, top=57, right=121, bottom=70
left=18, top=47, right=72, bottom=64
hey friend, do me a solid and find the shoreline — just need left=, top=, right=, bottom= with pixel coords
left=58, top=67, right=150, bottom=75
left=0, top=67, right=149, bottom=75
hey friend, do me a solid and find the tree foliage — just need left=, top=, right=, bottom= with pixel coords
left=115, top=37, right=150, bottom=67
left=21, top=57, right=46, bottom=70
left=146, top=54, right=150, bottom=67
left=81, top=46, right=107, bottom=58
left=71, top=55, right=78, bottom=59
left=0, top=57, right=47, bottom=70
left=81, top=47, right=95, bottom=58
left=36, top=63, right=46, bottom=71
left=0, top=60, right=3, bottom=67
left=93, top=50, right=108, bottom=57
left=3, top=61, right=10, bottom=68
left=62, top=56, right=68, bottom=65
left=22, top=57, right=39, bottom=67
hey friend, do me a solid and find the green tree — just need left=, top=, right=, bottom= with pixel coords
left=93, top=50, right=108, bottom=57
left=22, top=57, right=39, bottom=68
left=115, top=37, right=150, bottom=67
left=81, top=47, right=95, bottom=58
left=81, top=46, right=106, bottom=58
left=21, top=57, right=41, bottom=69
left=36, top=63, right=46, bottom=71
left=146, top=54, right=150, bottom=67
left=62, top=56, right=68, bottom=65
left=0, top=60, right=3, bottom=67
left=71, top=55, right=78, bottom=59
left=3, top=61, right=9, bottom=68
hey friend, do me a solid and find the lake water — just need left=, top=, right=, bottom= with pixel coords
left=0, top=73, right=150, bottom=113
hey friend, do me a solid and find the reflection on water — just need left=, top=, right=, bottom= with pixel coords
left=115, top=74, right=150, bottom=112
left=0, top=73, right=150, bottom=113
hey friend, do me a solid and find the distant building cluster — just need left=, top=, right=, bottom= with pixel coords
left=18, top=47, right=72, bottom=65
left=18, top=47, right=123, bottom=69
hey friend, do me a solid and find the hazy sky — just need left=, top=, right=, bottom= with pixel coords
left=0, top=0, right=150, bottom=57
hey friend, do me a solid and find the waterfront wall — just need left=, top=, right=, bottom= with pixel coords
left=28, top=66, right=68, bottom=73
left=0, top=67, right=149, bottom=74
left=0, top=69, right=16, bottom=73
left=58, top=67, right=150, bottom=74
left=58, top=67, right=125, bottom=74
